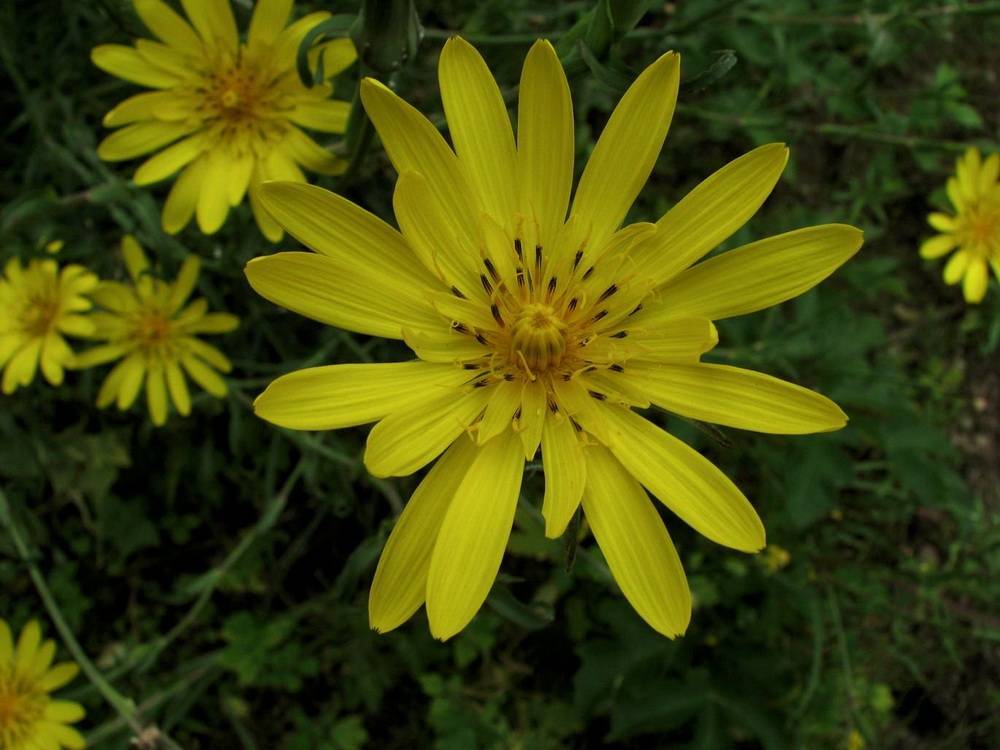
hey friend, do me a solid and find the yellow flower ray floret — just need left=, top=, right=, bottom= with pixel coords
left=246, top=38, right=863, bottom=640
left=920, top=147, right=1000, bottom=303
left=92, top=0, right=357, bottom=240
left=75, top=235, right=238, bottom=426
left=0, top=619, right=85, bottom=750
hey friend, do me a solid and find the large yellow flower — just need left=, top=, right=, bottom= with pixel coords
left=92, top=0, right=357, bottom=240
left=920, top=147, right=1000, bottom=303
left=75, top=236, right=239, bottom=426
left=0, top=619, right=85, bottom=750
left=0, top=258, right=97, bottom=394
left=246, top=38, right=863, bottom=640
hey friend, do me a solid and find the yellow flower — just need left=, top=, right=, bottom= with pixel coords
left=74, top=236, right=239, bottom=426
left=0, top=619, right=85, bottom=750
left=0, top=258, right=97, bottom=394
left=760, top=544, right=791, bottom=574
left=920, top=147, right=1000, bottom=303
left=846, top=729, right=865, bottom=750
left=246, top=38, right=862, bottom=640
left=92, top=0, right=357, bottom=240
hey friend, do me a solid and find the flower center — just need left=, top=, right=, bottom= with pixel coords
left=964, top=202, right=1000, bottom=257
left=136, top=312, right=173, bottom=352
left=0, top=673, right=47, bottom=746
left=198, top=49, right=288, bottom=148
left=509, top=304, right=567, bottom=373
left=19, top=295, right=60, bottom=338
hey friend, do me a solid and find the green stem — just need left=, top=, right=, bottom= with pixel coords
left=0, top=489, right=184, bottom=750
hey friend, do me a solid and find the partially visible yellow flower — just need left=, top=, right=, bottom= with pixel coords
left=920, top=147, right=1000, bottom=303
left=246, top=38, right=862, bottom=641
left=74, top=236, right=239, bottom=426
left=92, top=0, right=357, bottom=240
left=0, top=619, right=85, bottom=750
left=846, top=729, right=865, bottom=750
left=760, top=544, right=791, bottom=574
left=45, top=240, right=65, bottom=255
left=0, top=258, right=97, bottom=394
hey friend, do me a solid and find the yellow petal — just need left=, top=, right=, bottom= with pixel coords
left=163, top=157, right=207, bottom=234
left=257, top=182, right=431, bottom=285
left=248, top=0, right=292, bottom=44
left=44, top=700, right=86, bottom=723
left=165, top=360, right=191, bottom=416
left=582, top=444, right=691, bottom=638
left=365, top=386, right=490, bottom=478
left=103, top=90, right=190, bottom=127
left=0, top=619, right=12, bottom=661
left=927, top=212, right=956, bottom=232
left=637, top=143, right=789, bottom=285
left=439, top=37, right=518, bottom=226
left=180, top=0, right=237, bottom=51
left=517, top=39, right=574, bottom=249
left=121, top=235, right=149, bottom=283
left=183, top=312, right=239, bottom=335
left=516, top=379, right=546, bottom=459
left=631, top=362, right=847, bottom=434
left=97, top=120, right=194, bottom=161
left=73, top=343, right=129, bottom=369
left=288, top=99, right=351, bottom=133
left=3, top=338, right=42, bottom=393
left=943, top=249, right=968, bottom=285
left=570, top=52, right=680, bottom=246
left=978, top=153, right=999, bottom=193
left=14, top=620, right=41, bottom=676
left=39, top=333, right=68, bottom=385
left=282, top=128, right=347, bottom=175
left=168, top=256, right=201, bottom=312
left=96, top=358, right=130, bottom=408
left=309, top=37, right=357, bottom=78
left=146, top=366, right=168, bottom=425
left=540, top=411, right=586, bottom=538
left=392, top=171, right=481, bottom=295
left=946, top=176, right=965, bottom=212
left=135, top=0, right=202, bottom=51
left=963, top=258, right=988, bottom=303
left=360, top=77, right=482, bottom=248
left=426, top=430, right=524, bottom=640
left=39, top=662, right=79, bottom=692
left=91, top=44, right=179, bottom=88
left=196, top=153, right=231, bottom=233
left=182, top=353, right=227, bottom=397
left=627, top=318, right=718, bottom=363
left=256, top=362, right=473, bottom=430
left=273, top=11, right=332, bottom=62
left=116, top=354, right=146, bottom=409
left=919, top=234, right=957, bottom=259
left=245, top=251, right=441, bottom=339
left=134, top=132, right=206, bottom=185
left=475, top=378, right=521, bottom=445
left=49, top=724, right=87, bottom=750
left=369, top=434, right=479, bottom=633
left=402, top=326, right=489, bottom=363
left=589, top=403, right=765, bottom=552
left=639, top=224, right=863, bottom=323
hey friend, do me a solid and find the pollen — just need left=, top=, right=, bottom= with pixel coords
left=509, top=303, right=568, bottom=372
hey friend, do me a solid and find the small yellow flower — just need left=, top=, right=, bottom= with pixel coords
left=846, top=729, right=865, bottom=750
left=760, top=544, right=791, bottom=574
left=0, top=619, right=85, bottom=750
left=247, top=38, right=861, bottom=641
left=74, top=236, right=239, bottom=426
left=0, top=258, right=97, bottom=394
left=92, top=0, right=357, bottom=240
left=920, top=147, right=1000, bottom=303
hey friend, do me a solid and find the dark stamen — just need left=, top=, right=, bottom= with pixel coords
left=610, top=330, right=628, bottom=339
left=573, top=250, right=584, bottom=270
left=513, top=406, right=522, bottom=420
left=515, top=268, right=526, bottom=287
left=491, top=303, right=504, bottom=326
left=570, top=417, right=583, bottom=432
left=463, top=363, right=481, bottom=370
left=547, top=277, right=557, bottom=295
left=588, top=390, right=607, bottom=401
left=598, top=283, right=618, bottom=302
left=450, top=286, right=466, bottom=299
left=473, top=378, right=490, bottom=388
left=474, top=333, right=488, bottom=345
left=609, top=364, right=625, bottom=373
left=452, top=322, right=469, bottom=334
left=503, top=373, right=515, bottom=381
left=629, top=304, right=643, bottom=316
left=567, top=298, right=578, bottom=312
left=592, top=309, right=608, bottom=323
left=582, top=266, right=594, bottom=281
left=548, top=400, right=559, bottom=413
left=534, top=244, right=543, bottom=268
left=514, top=239, right=523, bottom=260
left=480, top=274, right=493, bottom=294
left=483, top=258, right=499, bottom=281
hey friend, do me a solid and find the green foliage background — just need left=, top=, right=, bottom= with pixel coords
left=2, top=0, right=999, bottom=748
